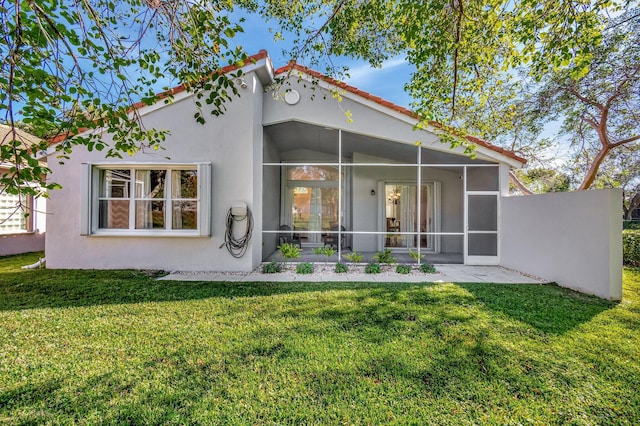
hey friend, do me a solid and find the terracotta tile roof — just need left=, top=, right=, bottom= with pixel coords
left=274, top=62, right=527, bottom=165
left=0, top=124, right=42, bottom=147
left=128, top=50, right=270, bottom=112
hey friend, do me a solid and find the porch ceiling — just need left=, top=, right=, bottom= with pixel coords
left=264, top=121, right=339, bottom=157
left=263, top=121, right=494, bottom=168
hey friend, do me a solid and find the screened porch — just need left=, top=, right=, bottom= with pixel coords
left=261, top=121, right=502, bottom=265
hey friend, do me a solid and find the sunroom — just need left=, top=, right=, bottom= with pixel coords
left=261, top=121, right=505, bottom=265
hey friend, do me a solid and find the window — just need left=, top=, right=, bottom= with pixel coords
left=282, top=165, right=347, bottom=244
left=82, top=163, right=210, bottom=236
left=0, top=192, right=32, bottom=234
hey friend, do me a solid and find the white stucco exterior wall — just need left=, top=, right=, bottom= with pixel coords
left=264, top=79, right=513, bottom=165
left=250, top=73, right=266, bottom=268
left=46, top=71, right=265, bottom=272
left=500, top=189, right=623, bottom=300
left=261, top=132, right=281, bottom=258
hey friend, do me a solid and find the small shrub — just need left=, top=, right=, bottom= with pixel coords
left=623, top=220, right=640, bottom=230
left=278, top=243, right=301, bottom=268
left=420, top=263, right=436, bottom=273
left=365, top=261, right=382, bottom=274
left=262, top=261, right=282, bottom=273
left=408, top=248, right=424, bottom=263
left=373, top=249, right=395, bottom=264
left=396, top=264, right=412, bottom=274
left=296, top=262, right=315, bottom=274
left=323, top=247, right=336, bottom=257
left=623, top=230, right=640, bottom=267
left=343, top=251, right=363, bottom=263
left=334, top=262, right=348, bottom=273
left=314, top=246, right=336, bottom=264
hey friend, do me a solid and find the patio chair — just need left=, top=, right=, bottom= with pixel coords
left=386, top=218, right=400, bottom=246
left=278, top=224, right=302, bottom=247
left=322, top=224, right=346, bottom=249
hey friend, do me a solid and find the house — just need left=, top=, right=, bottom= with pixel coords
left=0, top=125, right=46, bottom=256
left=44, top=50, right=623, bottom=300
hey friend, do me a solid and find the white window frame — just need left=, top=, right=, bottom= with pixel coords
left=81, top=162, right=211, bottom=237
left=0, top=191, right=34, bottom=235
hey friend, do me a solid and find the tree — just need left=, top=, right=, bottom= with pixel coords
left=2, top=0, right=638, bottom=206
left=527, top=9, right=640, bottom=191
left=1, top=0, right=248, bottom=202
left=250, top=0, right=638, bottom=190
left=567, top=143, right=640, bottom=219
left=512, top=168, right=571, bottom=194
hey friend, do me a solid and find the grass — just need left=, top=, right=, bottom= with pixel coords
left=1, top=252, right=639, bottom=424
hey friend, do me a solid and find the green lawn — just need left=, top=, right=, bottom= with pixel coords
left=1, top=252, right=639, bottom=425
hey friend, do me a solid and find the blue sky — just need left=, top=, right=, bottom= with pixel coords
left=231, top=11, right=414, bottom=109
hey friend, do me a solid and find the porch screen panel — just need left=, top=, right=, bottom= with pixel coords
left=467, top=195, right=497, bottom=231
left=468, top=233, right=498, bottom=256
left=466, top=166, right=499, bottom=191
left=284, top=165, right=343, bottom=245
left=341, top=133, right=418, bottom=164
left=467, top=194, right=498, bottom=256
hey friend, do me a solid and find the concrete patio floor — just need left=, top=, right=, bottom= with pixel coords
left=160, top=264, right=547, bottom=284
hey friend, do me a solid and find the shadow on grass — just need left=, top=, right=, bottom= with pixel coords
left=0, top=269, right=419, bottom=311
left=0, top=360, right=219, bottom=425
left=0, top=252, right=614, bottom=335
left=459, top=282, right=615, bottom=334
left=0, top=260, right=633, bottom=424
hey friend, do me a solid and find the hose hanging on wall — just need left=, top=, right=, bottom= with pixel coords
left=219, top=202, right=253, bottom=258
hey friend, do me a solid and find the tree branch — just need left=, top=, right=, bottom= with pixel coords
left=27, top=0, right=82, bottom=72
left=605, top=64, right=640, bottom=109
left=579, top=146, right=610, bottom=190
left=293, top=0, right=349, bottom=60
left=566, top=85, right=604, bottom=112
left=581, top=115, right=599, bottom=129
left=509, top=171, right=534, bottom=195
left=611, top=134, right=640, bottom=148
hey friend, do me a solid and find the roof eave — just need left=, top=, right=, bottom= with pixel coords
left=274, top=63, right=527, bottom=167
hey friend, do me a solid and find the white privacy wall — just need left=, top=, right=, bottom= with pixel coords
left=500, top=189, right=622, bottom=300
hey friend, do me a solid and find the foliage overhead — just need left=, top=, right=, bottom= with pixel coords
left=250, top=0, right=639, bottom=190
left=512, top=168, right=571, bottom=194
left=1, top=0, right=248, bottom=201
left=529, top=8, right=640, bottom=190
left=1, top=0, right=638, bottom=211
